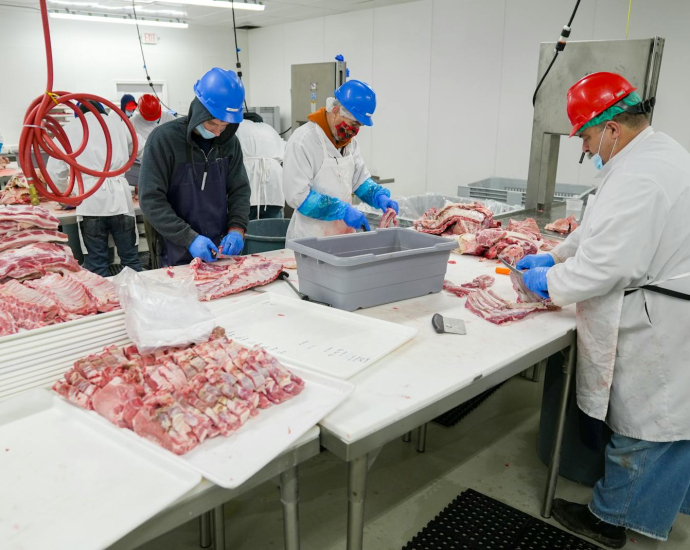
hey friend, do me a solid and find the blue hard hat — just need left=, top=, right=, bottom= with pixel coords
left=334, top=80, right=376, bottom=126
left=194, top=68, right=245, bottom=124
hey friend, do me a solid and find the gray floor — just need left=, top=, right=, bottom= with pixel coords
left=140, top=375, right=690, bottom=550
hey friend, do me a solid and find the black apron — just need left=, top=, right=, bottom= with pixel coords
left=160, top=148, right=229, bottom=267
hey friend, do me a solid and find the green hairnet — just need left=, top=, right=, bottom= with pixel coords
left=577, top=92, right=643, bottom=135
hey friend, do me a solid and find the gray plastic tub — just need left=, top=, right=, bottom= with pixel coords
left=287, top=228, right=457, bottom=311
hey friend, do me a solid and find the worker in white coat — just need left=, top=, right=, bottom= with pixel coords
left=283, top=80, right=398, bottom=239
left=236, top=112, right=285, bottom=219
left=130, top=94, right=177, bottom=154
left=518, top=72, right=690, bottom=548
left=46, top=100, right=144, bottom=276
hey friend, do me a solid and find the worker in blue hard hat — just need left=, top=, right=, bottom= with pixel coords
left=283, top=79, right=398, bottom=239
left=138, top=68, right=251, bottom=266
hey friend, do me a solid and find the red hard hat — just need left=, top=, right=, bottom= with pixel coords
left=138, top=94, right=162, bottom=122
left=566, top=72, right=637, bottom=137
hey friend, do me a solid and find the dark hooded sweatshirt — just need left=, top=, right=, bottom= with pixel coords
left=139, top=97, right=250, bottom=263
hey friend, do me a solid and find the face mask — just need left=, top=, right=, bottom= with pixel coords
left=196, top=124, right=216, bottom=139
left=125, top=110, right=134, bottom=117
left=335, top=120, right=359, bottom=140
left=590, top=125, right=619, bottom=170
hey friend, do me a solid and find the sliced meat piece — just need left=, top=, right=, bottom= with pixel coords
left=0, top=205, right=60, bottom=230
left=0, top=308, right=17, bottom=336
left=195, top=260, right=283, bottom=301
left=0, top=243, right=80, bottom=282
left=545, top=215, right=579, bottom=235
left=507, top=218, right=542, bottom=241
left=66, top=269, right=120, bottom=312
left=24, top=272, right=98, bottom=319
left=378, top=208, right=398, bottom=229
left=0, top=229, right=68, bottom=253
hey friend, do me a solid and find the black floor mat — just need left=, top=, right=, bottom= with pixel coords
left=107, top=252, right=151, bottom=276
left=433, top=383, right=505, bottom=427
left=402, top=489, right=602, bottom=550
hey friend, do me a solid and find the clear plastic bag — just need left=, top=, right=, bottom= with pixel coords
left=113, top=267, right=216, bottom=353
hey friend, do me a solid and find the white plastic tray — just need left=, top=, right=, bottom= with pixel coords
left=0, top=389, right=201, bottom=550
left=212, top=293, right=418, bottom=379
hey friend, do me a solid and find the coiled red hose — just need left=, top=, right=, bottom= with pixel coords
left=19, top=0, right=138, bottom=206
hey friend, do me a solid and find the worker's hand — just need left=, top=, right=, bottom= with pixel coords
left=220, top=231, right=244, bottom=256
left=375, top=194, right=399, bottom=215
left=522, top=266, right=551, bottom=300
left=188, top=235, right=218, bottom=263
left=516, top=254, right=555, bottom=271
left=343, top=205, right=371, bottom=231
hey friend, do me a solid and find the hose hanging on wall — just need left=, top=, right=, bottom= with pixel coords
left=19, top=0, right=138, bottom=206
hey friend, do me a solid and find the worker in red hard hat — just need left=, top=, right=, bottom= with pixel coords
left=130, top=94, right=177, bottom=155
left=518, top=72, right=690, bottom=548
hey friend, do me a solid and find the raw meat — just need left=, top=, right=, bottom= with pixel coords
left=379, top=208, right=398, bottom=229
left=66, top=269, right=120, bottom=313
left=443, top=275, right=495, bottom=298
left=443, top=272, right=559, bottom=325
left=507, top=218, right=542, bottom=241
left=52, top=327, right=305, bottom=455
left=0, top=242, right=80, bottom=282
left=0, top=205, right=59, bottom=230
left=0, top=308, right=17, bottom=336
left=0, top=279, right=59, bottom=331
left=0, top=229, right=68, bottom=253
left=273, top=257, right=297, bottom=270
left=190, top=256, right=248, bottom=281
left=414, top=202, right=500, bottom=235
left=196, top=259, right=283, bottom=301
left=0, top=174, right=49, bottom=206
left=465, top=288, right=554, bottom=325
left=24, top=272, right=98, bottom=319
left=545, top=215, right=579, bottom=235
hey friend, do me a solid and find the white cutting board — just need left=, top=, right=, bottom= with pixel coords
left=0, top=389, right=201, bottom=550
left=54, top=366, right=352, bottom=490
left=212, top=293, right=418, bottom=379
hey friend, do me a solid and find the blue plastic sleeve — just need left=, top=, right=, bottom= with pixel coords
left=354, top=178, right=390, bottom=208
left=297, top=189, right=349, bottom=221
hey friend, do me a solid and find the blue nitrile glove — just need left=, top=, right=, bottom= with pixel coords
left=522, top=266, right=551, bottom=300
left=516, top=254, right=555, bottom=271
left=188, top=235, right=218, bottom=262
left=354, top=178, right=398, bottom=214
left=220, top=231, right=244, bottom=256
left=375, top=195, right=399, bottom=214
left=298, top=189, right=349, bottom=221
left=343, top=205, right=371, bottom=231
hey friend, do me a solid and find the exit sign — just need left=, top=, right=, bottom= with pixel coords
left=142, top=33, right=157, bottom=45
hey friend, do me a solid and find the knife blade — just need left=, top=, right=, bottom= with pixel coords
left=498, top=257, right=524, bottom=278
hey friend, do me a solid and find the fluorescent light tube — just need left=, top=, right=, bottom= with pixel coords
left=164, top=1, right=264, bottom=11
left=49, top=12, right=188, bottom=28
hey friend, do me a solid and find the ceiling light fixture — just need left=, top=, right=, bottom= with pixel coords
left=48, top=1, right=186, bottom=16
left=49, top=12, right=189, bottom=28
left=163, top=0, right=264, bottom=11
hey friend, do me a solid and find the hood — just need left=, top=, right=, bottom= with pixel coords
left=185, top=97, right=239, bottom=147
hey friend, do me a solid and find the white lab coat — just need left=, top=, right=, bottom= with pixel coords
left=283, top=121, right=370, bottom=239
left=46, top=112, right=142, bottom=218
left=547, top=127, right=690, bottom=441
left=130, top=110, right=176, bottom=154
left=236, top=120, right=285, bottom=213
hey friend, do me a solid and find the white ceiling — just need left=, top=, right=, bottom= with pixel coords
left=1, top=0, right=420, bottom=28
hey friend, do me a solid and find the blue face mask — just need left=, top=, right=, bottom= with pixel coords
left=125, top=110, right=134, bottom=118
left=196, top=124, right=216, bottom=139
left=590, top=125, right=618, bottom=171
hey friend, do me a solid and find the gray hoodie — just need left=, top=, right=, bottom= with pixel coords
left=138, top=97, right=250, bottom=249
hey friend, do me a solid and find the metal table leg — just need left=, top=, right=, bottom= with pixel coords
left=280, top=466, right=300, bottom=550
left=532, top=359, right=546, bottom=383
left=402, top=431, right=412, bottom=443
left=199, top=511, right=212, bottom=548
left=347, top=454, right=369, bottom=550
left=213, top=504, right=225, bottom=550
left=541, top=343, right=576, bottom=518
left=416, top=423, right=428, bottom=453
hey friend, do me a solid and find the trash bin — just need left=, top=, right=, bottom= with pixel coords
left=537, top=352, right=612, bottom=487
left=243, top=218, right=291, bottom=255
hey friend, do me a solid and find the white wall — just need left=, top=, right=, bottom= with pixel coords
left=248, top=0, right=690, bottom=197
left=0, top=6, right=248, bottom=147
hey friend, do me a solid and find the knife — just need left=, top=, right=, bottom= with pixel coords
left=498, top=257, right=524, bottom=278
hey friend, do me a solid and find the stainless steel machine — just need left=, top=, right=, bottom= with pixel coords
left=246, top=106, right=281, bottom=134
left=290, top=61, right=347, bottom=135
left=526, top=37, right=664, bottom=211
